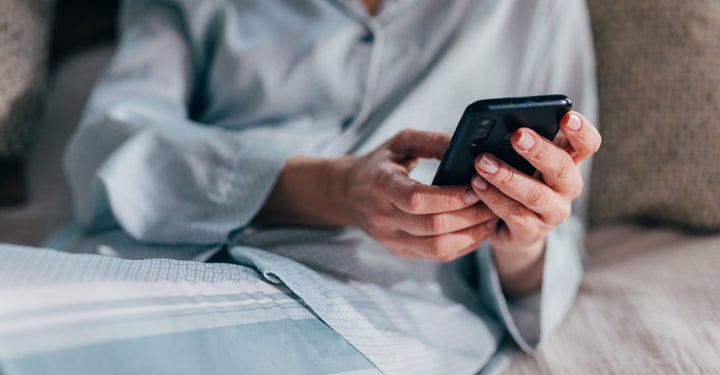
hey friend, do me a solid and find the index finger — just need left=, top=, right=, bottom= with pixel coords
left=387, top=174, right=481, bottom=214
left=559, top=111, right=602, bottom=162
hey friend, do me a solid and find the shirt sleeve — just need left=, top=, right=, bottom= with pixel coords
left=473, top=0, right=598, bottom=352
left=475, top=218, right=586, bottom=352
left=64, top=0, right=293, bottom=245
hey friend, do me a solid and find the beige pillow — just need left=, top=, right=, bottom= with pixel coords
left=0, top=0, right=51, bottom=157
left=588, top=1, right=720, bottom=231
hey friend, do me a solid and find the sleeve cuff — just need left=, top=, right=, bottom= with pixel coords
left=475, top=216, right=586, bottom=353
left=93, top=120, right=294, bottom=244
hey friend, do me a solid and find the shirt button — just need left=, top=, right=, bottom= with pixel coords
left=361, top=32, right=374, bottom=43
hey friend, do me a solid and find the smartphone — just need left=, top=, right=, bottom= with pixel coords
left=432, top=94, right=571, bottom=186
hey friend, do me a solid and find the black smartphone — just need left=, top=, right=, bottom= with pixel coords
left=432, top=94, right=571, bottom=186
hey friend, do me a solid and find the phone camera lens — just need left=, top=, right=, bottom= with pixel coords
left=469, top=118, right=495, bottom=146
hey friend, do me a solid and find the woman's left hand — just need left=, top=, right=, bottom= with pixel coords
left=470, top=111, right=601, bottom=294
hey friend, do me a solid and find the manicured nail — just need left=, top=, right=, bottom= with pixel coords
left=478, top=154, right=499, bottom=174
left=464, top=188, right=480, bottom=203
left=567, top=113, right=582, bottom=131
left=472, top=176, right=488, bottom=190
left=516, top=132, right=535, bottom=151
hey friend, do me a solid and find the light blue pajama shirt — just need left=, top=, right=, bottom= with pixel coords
left=18, top=0, right=598, bottom=373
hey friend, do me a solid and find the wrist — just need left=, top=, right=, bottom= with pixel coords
left=493, top=239, right=546, bottom=295
left=322, top=155, right=356, bottom=226
left=257, top=155, right=354, bottom=226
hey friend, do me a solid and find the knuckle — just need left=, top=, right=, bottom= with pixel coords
left=530, top=140, right=551, bottom=162
left=397, top=128, right=417, bottom=142
left=425, top=214, right=447, bottom=233
left=368, top=169, right=386, bottom=190
left=489, top=191, right=507, bottom=207
left=527, top=185, right=546, bottom=207
left=396, top=129, right=410, bottom=139
left=405, top=189, right=424, bottom=212
left=425, top=236, right=447, bottom=257
left=498, top=169, right=517, bottom=186
left=555, top=155, right=575, bottom=180
left=577, top=126, right=602, bottom=155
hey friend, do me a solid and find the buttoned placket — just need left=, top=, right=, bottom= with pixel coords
left=321, top=0, right=416, bottom=155
left=321, top=1, right=386, bottom=156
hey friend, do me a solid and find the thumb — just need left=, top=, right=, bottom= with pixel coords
left=386, top=129, right=451, bottom=162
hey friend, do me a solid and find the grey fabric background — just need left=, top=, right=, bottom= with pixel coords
left=587, top=1, right=720, bottom=231
left=0, top=0, right=53, bottom=157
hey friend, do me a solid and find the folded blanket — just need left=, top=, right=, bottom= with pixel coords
left=0, top=244, right=378, bottom=374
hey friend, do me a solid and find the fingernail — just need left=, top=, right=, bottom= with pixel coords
left=478, top=154, right=499, bottom=174
left=464, top=188, right=479, bottom=203
left=472, top=176, right=488, bottom=190
left=516, top=132, right=535, bottom=151
left=567, top=114, right=582, bottom=131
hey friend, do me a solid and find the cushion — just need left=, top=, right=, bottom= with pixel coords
left=587, top=1, right=720, bottom=231
left=0, top=0, right=51, bottom=158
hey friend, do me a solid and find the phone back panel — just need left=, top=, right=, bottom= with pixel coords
left=432, top=95, right=571, bottom=186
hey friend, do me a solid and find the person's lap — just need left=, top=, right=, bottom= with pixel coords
left=0, top=243, right=378, bottom=374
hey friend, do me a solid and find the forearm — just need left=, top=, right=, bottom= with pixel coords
left=256, top=156, right=353, bottom=227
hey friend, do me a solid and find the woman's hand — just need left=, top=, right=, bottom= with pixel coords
left=258, top=129, right=496, bottom=262
left=470, top=111, right=601, bottom=294
left=330, top=129, right=497, bottom=261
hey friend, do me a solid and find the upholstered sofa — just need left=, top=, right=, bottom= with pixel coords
left=1, top=1, right=718, bottom=373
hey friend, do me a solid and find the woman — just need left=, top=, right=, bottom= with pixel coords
left=59, top=0, right=601, bottom=373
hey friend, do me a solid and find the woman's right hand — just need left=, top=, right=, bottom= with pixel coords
left=329, top=129, right=497, bottom=261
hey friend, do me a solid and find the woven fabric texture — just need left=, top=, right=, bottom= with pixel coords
left=0, top=0, right=52, bottom=157
left=507, top=225, right=720, bottom=374
left=587, top=1, right=720, bottom=231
